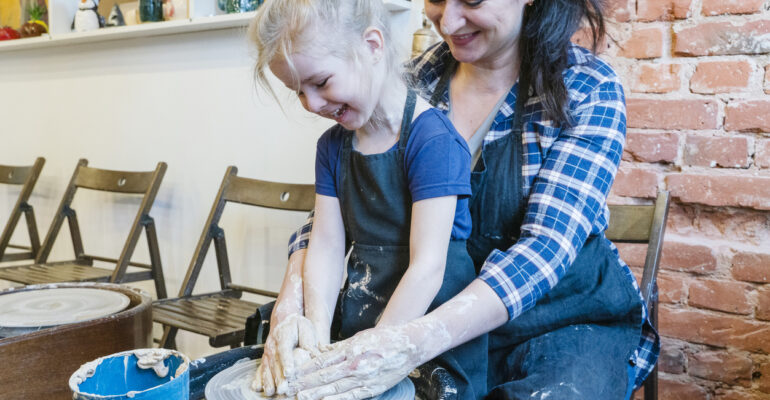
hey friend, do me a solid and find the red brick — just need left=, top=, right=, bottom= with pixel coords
left=715, top=389, right=766, bottom=400
left=683, top=135, right=751, bottom=168
left=702, top=0, right=765, bottom=16
left=757, top=140, right=770, bottom=168
left=659, top=339, right=686, bottom=374
left=659, top=377, right=710, bottom=400
left=624, top=132, right=679, bottom=163
left=606, top=0, right=631, bottom=22
left=758, top=287, right=770, bottom=321
left=758, top=361, right=770, bottom=392
left=726, top=100, right=770, bottom=132
left=765, top=65, right=770, bottom=94
left=631, top=63, right=681, bottom=93
left=666, top=174, right=770, bottom=210
left=731, top=251, right=770, bottom=283
left=658, top=271, right=688, bottom=304
left=637, top=0, right=692, bottom=21
left=675, top=20, right=770, bottom=56
left=660, top=241, right=717, bottom=274
left=689, top=350, right=753, bottom=386
left=659, top=306, right=770, bottom=352
left=690, top=60, right=752, bottom=93
left=688, top=279, right=753, bottom=315
left=666, top=204, right=770, bottom=246
left=612, top=167, right=658, bottom=198
left=616, top=242, right=646, bottom=268
left=619, top=26, right=665, bottom=59
left=627, top=99, right=719, bottom=130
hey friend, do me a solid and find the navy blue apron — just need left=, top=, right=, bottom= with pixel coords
left=431, top=60, right=644, bottom=399
left=336, top=89, right=487, bottom=399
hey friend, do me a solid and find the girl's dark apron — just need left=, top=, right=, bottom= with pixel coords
left=335, top=89, right=487, bottom=399
left=432, top=62, right=644, bottom=399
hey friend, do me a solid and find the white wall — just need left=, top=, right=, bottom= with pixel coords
left=0, top=5, right=423, bottom=359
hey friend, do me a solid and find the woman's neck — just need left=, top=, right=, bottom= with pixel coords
left=355, top=80, right=408, bottom=154
left=455, top=47, right=521, bottom=96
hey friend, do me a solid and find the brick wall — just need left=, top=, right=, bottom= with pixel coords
left=576, top=0, right=770, bottom=398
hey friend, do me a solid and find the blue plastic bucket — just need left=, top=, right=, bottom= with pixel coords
left=69, top=349, right=190, bottom=400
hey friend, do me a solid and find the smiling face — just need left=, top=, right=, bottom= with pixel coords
left=424, top=0, right=528, bottom=67
left=268, top=34, right=385, bottom=131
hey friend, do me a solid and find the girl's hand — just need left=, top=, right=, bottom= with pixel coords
left=289, top=323, right=432, bottom=400
left=252, top=314, right=322, bottom=395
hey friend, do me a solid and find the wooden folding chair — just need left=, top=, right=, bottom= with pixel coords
left=0, top=157, right=45, bottom=263
left=0, top=159, right=169, bottom=299
left=153, top=166, right=315, bottom=349
left=606, top=191, right=670, bottom=400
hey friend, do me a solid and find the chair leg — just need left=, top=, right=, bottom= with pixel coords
left=160, top=326, right=178, bottom=350
left=644, top=365, right=658, bottom=400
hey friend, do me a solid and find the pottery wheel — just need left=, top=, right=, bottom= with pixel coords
left=205, top=359, right=415, bottom=400
left=0, top=287, right=130, bottom=328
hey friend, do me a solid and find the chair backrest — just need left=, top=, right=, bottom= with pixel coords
left=35, top=159, right=167, bottom=283
left=605, top=191, right=670, bottom=305
left=178, top=166, right=315, bottom=297
left=0, top=157, right=45, bottom=261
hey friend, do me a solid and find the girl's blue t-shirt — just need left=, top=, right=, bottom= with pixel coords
left=315, top=108, right=472, bottom=240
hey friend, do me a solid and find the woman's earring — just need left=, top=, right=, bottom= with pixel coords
left=527, top=0, right=534, bottom=5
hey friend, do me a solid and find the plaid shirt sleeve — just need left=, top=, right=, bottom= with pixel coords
left=288, top=210, right=314, bottom=256
left=477, top=77, right=627, bottom=321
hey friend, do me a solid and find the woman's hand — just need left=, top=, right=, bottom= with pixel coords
left=252, top=314, right=322, bottom=396
left=288, top=321, right=444, bottom=400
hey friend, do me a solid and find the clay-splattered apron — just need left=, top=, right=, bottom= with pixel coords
left=431, top=61, right=644, bottom=399
left=336, top=89, right=487, bottom=399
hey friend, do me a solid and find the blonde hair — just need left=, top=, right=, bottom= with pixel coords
left=249, top=0, right=402, bottom=101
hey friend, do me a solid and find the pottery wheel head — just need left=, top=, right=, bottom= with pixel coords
left=0, top=287, right=130, bottom=328
left=205, top=359, right=415, bottom=400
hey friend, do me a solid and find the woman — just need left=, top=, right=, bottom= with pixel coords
left=263, top=0, right=657, bottom=398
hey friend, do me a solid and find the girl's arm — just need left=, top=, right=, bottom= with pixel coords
left=303, top=193, right=347, bottom=345
left=377, top=195, right=456, bottom=326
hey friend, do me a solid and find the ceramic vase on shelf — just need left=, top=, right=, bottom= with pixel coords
left=139, top=0, right=162, bottom=22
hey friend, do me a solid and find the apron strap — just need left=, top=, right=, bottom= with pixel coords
left=398, top=88, right=417, bottom=149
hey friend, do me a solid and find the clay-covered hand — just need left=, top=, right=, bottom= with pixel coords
left=252, top=314, right=322, bottom=396
left=289, top=324, right=428, bottom=400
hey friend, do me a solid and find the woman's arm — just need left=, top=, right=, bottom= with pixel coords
left=302, top=194, right=347, bottom=345
left=377, top=195, right=456, bottom=326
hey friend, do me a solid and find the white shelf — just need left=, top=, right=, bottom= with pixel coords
left=0, top=0, right=413, bottom=53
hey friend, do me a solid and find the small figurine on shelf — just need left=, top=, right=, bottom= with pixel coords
left=139, top=0, right=163, bottom=22
left=20, top=3, right=47, bottom=37
left=162, top=0, right=187, bottom=21
left=106, top=4, right=126, bottom=27
left=72, top=0, right=105, bottom=32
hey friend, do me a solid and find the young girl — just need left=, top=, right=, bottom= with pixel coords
left=249, top=0, right=486, bottom=398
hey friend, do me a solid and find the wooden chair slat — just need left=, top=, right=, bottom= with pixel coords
left=153, top=308, right=228, bottom=335
left=200, top=296, right=260, bottom=313
left=73, top=166, right=156, bottom=194
left=606, top=205, right=655, bottom=243
left=155, top=302, right=245, bottom=329
left=0, top=165, right=33, bottom=185
left=224, top=176, right=315, bottom=211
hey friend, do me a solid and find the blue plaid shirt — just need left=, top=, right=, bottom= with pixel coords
left=289, top=42, right=658, bottom=389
